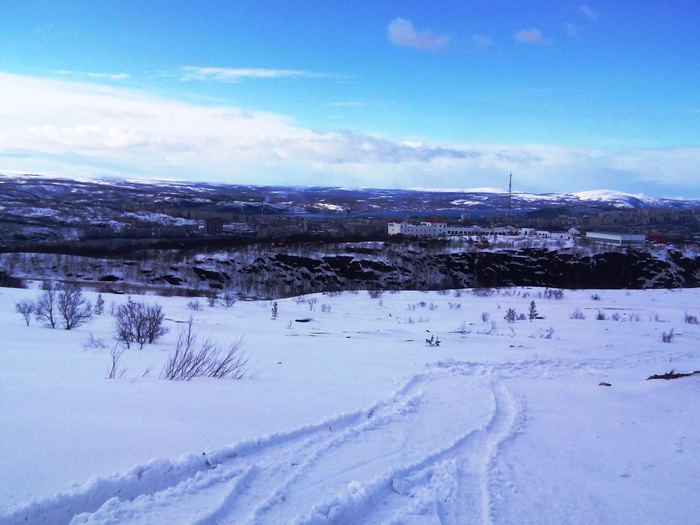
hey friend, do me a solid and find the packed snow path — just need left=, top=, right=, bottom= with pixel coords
left=5, top=362, right=524, bottom=525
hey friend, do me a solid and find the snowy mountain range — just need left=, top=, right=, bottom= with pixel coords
left=1, top=173, right=698, bottom=221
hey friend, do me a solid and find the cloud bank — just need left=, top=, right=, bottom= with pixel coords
left=0, top=72, right=698, bottom=196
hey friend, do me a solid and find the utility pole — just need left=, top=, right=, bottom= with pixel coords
left=508, top=172, right=513, bottom=224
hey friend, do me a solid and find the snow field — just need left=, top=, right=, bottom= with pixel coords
left=0, top=285, right=699, bottom=524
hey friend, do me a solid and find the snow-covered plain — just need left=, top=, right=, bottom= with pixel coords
left=1, top=285, right=699, bottom=524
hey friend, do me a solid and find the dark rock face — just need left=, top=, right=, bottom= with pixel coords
left=217, top=249, right=700, bottom=297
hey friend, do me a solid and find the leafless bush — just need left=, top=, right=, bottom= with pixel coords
left=187, top=299, right=202, bottom=311
left=222, top=291, right=238, bottom=308
left=35, top=284, right=57, bottom=328
left=542, top=289, right=564, bottom=300
left=596, top=310, right=607, bottom=321
left=84, top=333, right=107, bottom=350
left=530, top=327, right=555, bottom=339
left=472, top=287, right=495, bottom=297
left=57, top=284, right=92, bottom=330
left=295, top=296, right=307, bottom=305
left=367, top=288, right=383, bottom=299
left=108, top=344, right=126, bottom=379
left=591, top=293, right=602, bottom=301
left=15, top=300, right=34, bottom=326
left=661, top=329, right=675, bottom=343
left=114, top=298, right=167, bottom=349
left=321, top=303, right=331, bottom=313
left=456, top=321, right=471, bottom=335
left=481, top=311, right=490, bottom=323
left=452, top=289, right=463, bottom=298
left=684, top=312, right=699, bottom=325
left=207, top=292, right=218, bottom=308
left=570, top=309, right=586, bottom=320
left=161, top=319, right=247, bottom=381
left=307, top=297, right=318, bottom=311
left=436, top=289, right=450, bottom=296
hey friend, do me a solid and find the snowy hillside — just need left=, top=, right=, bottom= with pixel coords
left=1, top=285, right=699, bottom=524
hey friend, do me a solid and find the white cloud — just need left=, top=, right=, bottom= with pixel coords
left=579, top=3, right=599, bottom=20
left=514, top=28, right=552, bottom=45
left=328, top=101, right=365, bottom=107
left=180, top=66, right=327, bottom=82
left=564, top=22, right=579, bottom=38
left=387, top=18, right=449, bottom=51
left=0, top=72, right=698, bottom=195
left=57, top=70, right=130, bottom=80
left=470, top=34, right=495, bottom=49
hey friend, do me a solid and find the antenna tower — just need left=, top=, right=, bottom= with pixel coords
left=508, top=172, right=512, bottom=222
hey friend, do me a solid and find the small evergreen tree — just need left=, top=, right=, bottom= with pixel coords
left=271, top=301, right=279, bottom=320
left=94, top=294, right=105, bottom=315
left=528, top=300, right=538, bottom=321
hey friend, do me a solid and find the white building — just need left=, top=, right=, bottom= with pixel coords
left=388, top=221, right=447, bottom=237
left=585, top=231, right=646, bottom=246
left=388, top=221, right=516, bottom=238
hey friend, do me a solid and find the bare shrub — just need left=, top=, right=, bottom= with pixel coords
left=307, top=297, right=318, bottom=311
left=207, top=292, right=218, bottom=308
left=591, top=293, right=602, bottom=301
left=295, top=296, right=307, bottom=305
left=108, top=344, right=126, bottom=379
left=187, top=299, right=202, bottom=311
left=84, top=333, right=107, bottom=350
left=481, top=311, right=490, bottom=323
left=684, top=312, right=699, bottom=325
left=35, top=284, right=57, bottom=328
left=570, top=309, right=586, bottom=320
left=57, top=284, right=92, bottom=330
left=661, top=329, right=675, bottom=343
left=222, top=291, right=238, bottom=308
left=161, top=319, right=247, bottom=381
left=596, top=311, right=607, bottom=321
left=367, top=288, right=384, bottom=299
left=321, top=303, right=331, bottom=313
left=472, top=287, right=495, bottom=297
left=543, top=289, right=564, bottom=300
left=15, top=300, right=34, bottom=326
left=114, top=298, right=167, bottom=349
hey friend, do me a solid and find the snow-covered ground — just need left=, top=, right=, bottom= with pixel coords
left=1, top=285, right=699, bottom=524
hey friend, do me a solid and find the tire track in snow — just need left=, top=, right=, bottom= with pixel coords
left=1, top=367, right=459, bottom=525
left=6, top=350, right=669, bottom=525
left=297, top=380, right=521, bottom=525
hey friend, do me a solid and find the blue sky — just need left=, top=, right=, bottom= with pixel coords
left=1, top=1, right=699, bottom=196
